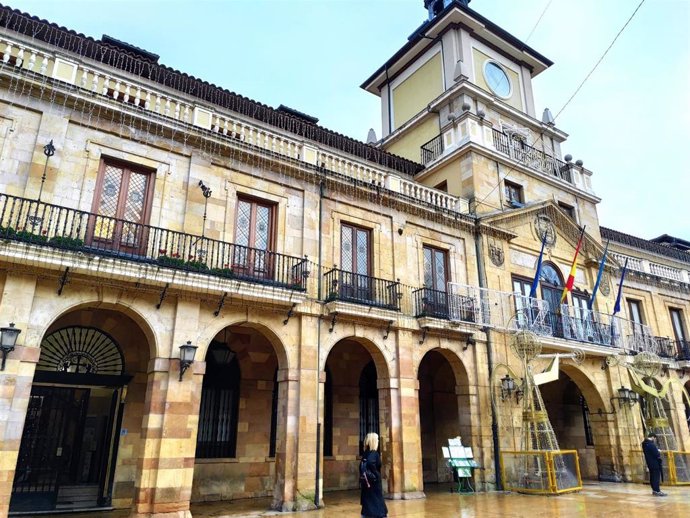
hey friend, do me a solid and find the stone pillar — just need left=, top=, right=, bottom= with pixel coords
left=392, top=330, right=424, bottom=498
left=272, top=367, right=300, bottom=511
left=131, top=299, right=203, bottom=518
left=0, top=273, right=38, bottom=518
left=377, top=377, right=400, bottom=498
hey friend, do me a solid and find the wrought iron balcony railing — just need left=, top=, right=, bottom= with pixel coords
left=0, top=193, right=308, bottom=291
left=675, top=340, right=690, bottom=361
left=413, top=287, right=449, bottom=319
left=421, top=134, right=443, bottom=165
left=492, top=129, right=572, bottom=184
left=324, top=268, right=400, bottom=311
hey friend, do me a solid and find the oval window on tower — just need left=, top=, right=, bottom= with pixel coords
left=484, top=61, right=512, bottom=99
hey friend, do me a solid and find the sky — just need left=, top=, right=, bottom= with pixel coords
left=14, top=0, right=690, bottom=239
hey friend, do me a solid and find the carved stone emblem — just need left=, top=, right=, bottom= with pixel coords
left=532, top=214, right=556, bottom=247
left=489, top=242, right=505, bottom=266
left=600, top=272, right=611, bottom=296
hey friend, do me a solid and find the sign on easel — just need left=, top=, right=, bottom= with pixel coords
left=443, top=437, right=478, bottom=492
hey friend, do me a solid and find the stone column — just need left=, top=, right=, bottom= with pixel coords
left=0, top=273, right=38, bottom=518
left=271, top=367, right=300, bottom=511
left=131, top=299, right=203, bottom=518
left=392, top=330, right=424, bottom=498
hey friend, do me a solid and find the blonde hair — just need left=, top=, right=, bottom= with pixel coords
left=363, top=432, right=379, bottom=452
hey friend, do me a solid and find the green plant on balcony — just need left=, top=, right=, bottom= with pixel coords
left=0, top=226, right=17, bottom=237
left=210, top=264, right=235, bottom=278
left=49, top=235, right=85, bottom=249
left=14, top=228, right=48, bottom=243
left=185, top=259, right=209, bottom=272
left=157, top=250, right=186, bottom=268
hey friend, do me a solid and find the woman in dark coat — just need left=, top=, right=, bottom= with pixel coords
left=360, top=432, right=387, bottom=518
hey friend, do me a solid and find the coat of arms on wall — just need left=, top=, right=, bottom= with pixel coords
left=489, top=240, right=504, bottom=266
left=532, top=213, right=556, bottom=247
left=599, top=272, right=611, bottom=296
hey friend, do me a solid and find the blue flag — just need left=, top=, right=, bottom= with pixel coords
left=588, top=240, right=609, bottom=310
left=612, top=258, right=628, bottom=316
left=529, top=234, right=547, bottom=299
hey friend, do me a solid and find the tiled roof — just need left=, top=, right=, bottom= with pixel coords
left=601, top=226, right=690, bottom=265
left=0, top=4, right=424, bottom=177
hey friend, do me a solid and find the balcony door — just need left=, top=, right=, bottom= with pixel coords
left=540, top=263, right=565, bottom=337
left=340, top=223, right=371, bottom=302
left=670, top=308, right=689, bottom=359
left=233, top=197, right=274, bottom=280
left=89, top=161, right=154, bottom=256
left=423, top=245, right=449, bottom=317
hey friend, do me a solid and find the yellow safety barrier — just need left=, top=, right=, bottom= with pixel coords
left=630, top=450, right=690, bottom=486
left=500, top=450, right=582, bottom=495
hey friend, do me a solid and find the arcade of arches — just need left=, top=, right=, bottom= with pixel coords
left=1, top=290, right=689, bottom=518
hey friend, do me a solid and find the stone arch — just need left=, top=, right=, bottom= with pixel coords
left=11, top=303, right=155, bottom=513
left=321, top=335, right=391, bottom=494
left=197, top=317, right=289, bottom=372
left=542, top=363, right=617, bottom=481
left=29, top=297, right=159, bottom=361
left=417, top=347, right=473, bottom=486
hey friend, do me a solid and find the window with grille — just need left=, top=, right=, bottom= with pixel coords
left=196, top=342, right=240, bottom=459
left=359, top=361, right=379, bottom=454
left=90, top=159, right=154, bottom=252
left=324, top=366, right=333, bottom=457
left=234, top=197, right=275, bottom=277
left=580, top=396, right=594, bottom=447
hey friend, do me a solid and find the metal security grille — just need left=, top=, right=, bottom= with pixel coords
left=37, top=327, right=124, bottom=375
left=11, top=387, right=90, bottom=511
left=196, top=344, right=240, bottom=459
left=359, top=361, right=379, bottom=454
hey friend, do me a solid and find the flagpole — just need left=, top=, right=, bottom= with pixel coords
left=588, top=240, right=610, bottom=310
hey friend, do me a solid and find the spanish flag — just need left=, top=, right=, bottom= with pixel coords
left=560, top=226, right=586, bottom=304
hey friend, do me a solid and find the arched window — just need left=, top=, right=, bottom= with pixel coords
left=37, top=326, right=124, bottom=375
left=540, top=262, right=563, bottom=287
left=196, top=342, right=240, bottom=458
left=359, top=361, right=379, bottom=454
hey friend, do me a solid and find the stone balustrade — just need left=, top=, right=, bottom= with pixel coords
left=0, top=34, right=470, bottom=218
left=611, top=252, right=689, bottom=283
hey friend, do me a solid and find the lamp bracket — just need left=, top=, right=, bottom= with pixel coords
left=383, top=320, right=393, bottom=340
left=283, top=303, right=297, bottom=325
left=213, top=291, right=228, bottom=317
left=156, top=283, right=170, bottom=309
left=419, top=326, right=429, bottom=345
left=328, top=312, right=338, bottom=333
left=57, top=267, right=70, bottom=296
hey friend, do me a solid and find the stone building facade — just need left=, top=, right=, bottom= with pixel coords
left=0, top=1, right=688, bottom=517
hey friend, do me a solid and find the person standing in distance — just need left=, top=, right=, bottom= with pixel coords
left=641, top=432, right=666, bottom=496
left=360, top=432, right=387, bottom=518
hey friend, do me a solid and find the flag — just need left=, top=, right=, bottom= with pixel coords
left=529, top=233, right=547, bottom=299
left=587, top=240, right=609, bottom=310
left=560, top=226, right=586, bottom=304
left=612, top=258, right=629, bottom=316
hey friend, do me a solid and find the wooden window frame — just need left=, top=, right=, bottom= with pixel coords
left=422, top=244, right=449, bottom=292
left=234, top=195, right=276, bottom=252
left=340, top=222, right=372, bottom=276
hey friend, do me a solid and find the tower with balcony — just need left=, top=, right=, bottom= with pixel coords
left=362, top=0, right=600, bottom=235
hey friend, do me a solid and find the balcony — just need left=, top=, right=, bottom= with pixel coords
left=324, top=268, right=400, bottom=311
left=420, top=134, right=444, bottom=165
left=492, top=129, right=572, bottom=184
left=413, top=287, right=449, bottom=319
left=675, top=340, right=690, bottom=361
left=0, top=193, right=308, bottom=291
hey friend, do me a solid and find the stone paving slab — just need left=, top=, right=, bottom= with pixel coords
left=14, top=483, right=689, bottom=518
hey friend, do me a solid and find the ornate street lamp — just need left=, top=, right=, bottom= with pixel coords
left=178, top=340, right=198, bottom=381
left=0, top=322, right=22, bottom=370
left=198, top=180, right=212, bottom=238
left=37, top=139, right=56, bottom=202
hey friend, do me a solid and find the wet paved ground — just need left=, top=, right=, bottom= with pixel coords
left=19, top=482, right=690, bottom=518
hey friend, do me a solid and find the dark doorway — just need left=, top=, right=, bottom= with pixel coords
left=10, top=327, right=129, bottom=513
